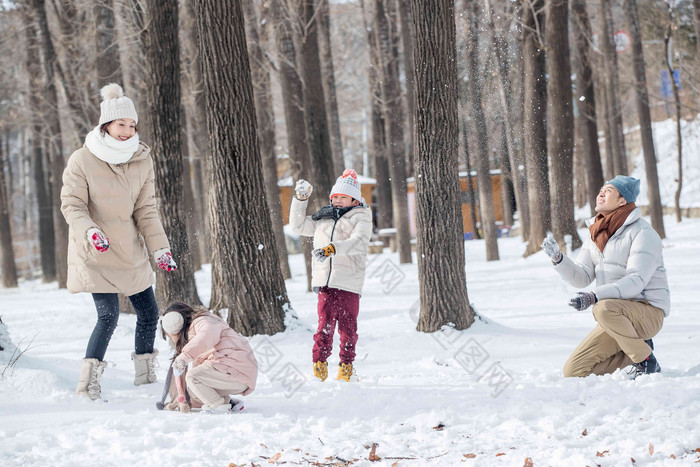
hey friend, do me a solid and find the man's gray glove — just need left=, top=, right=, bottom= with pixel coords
left=569, top=292, right=597, bottom=311
left=541, top=232, right=563, bottom=264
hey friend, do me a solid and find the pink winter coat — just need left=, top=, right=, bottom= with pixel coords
left=179, top=313, right=258, bottom=395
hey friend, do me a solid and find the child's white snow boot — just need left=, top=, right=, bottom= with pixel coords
left=76, top=358, right=107, bottom=400
left=132, top=349, right=158, bottom=385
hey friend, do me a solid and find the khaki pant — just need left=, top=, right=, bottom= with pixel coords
left=563, top=299, right=664, bottom=377
left=170, top=362, right=249, bottom=408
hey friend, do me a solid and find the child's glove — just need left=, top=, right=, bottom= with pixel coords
left=295, top=179, right=313, bottom=200
left=172, top=355, right=187, bottom=376
left=155, top=248, right=178, bottom=271
left=569, top=292, right=597, bottom=311
left=541, top=232, right=563, bottom=264
left=312, top=244, right=336, bottom=262
left=87, top=228, right=110, bottom=252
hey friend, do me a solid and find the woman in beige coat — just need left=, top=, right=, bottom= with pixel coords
left=61, top=83, right=178, bottom=400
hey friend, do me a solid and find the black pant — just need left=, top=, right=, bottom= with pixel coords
left=85, top=287, right=159, bottom=361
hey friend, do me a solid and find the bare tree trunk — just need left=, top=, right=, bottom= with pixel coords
left=142, top=0, right=200, bottom=306
left=318, top=0, right=345, bottom=175
left=545, top=0, right=581, bottom=251
left=32, top=0, right=68, bottom=288
left=374, top=0, right=412, bottom=263
left=465, top=0, right=498, bottom=261
left=300, top=0, right=335, bottom=198
left=193, top=0, right=289, bottom=334
left=412, top=0, right=473, bottom=332
left=94, top=0, right=123, bottom=87
left=664, top=8, right=683, bottom=223
left=396, top=0, right=415, bottom=177
left=243, top=1, right=292, bottom=280
left=23, top=12, right=56, bottom=282
left=0, top=136, right=18, bottom=288
left=181, top=0, right=210, bottom=265
left=571, top=0, right=604, bottom=215
left=361, top=0, right=393, bottom=230
left=600, top=1, right=627, bottom=176
left=522, top=0, right=550, bottom=256
left=51, top=0, right=97, bottom=141
left=271, top=0, right=315, bottom=291
left=485, top=0, right=521, bottom=229
left=624, top=0, right=665, bottom=237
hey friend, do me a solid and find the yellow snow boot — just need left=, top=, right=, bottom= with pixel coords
left=313, top=361, right=328, bottom=381
left=337, top=363, right=355, bottom=382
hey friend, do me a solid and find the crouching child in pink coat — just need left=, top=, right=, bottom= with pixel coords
left=160, top=302, right=258, bottom=414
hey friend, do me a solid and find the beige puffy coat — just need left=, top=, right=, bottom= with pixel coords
left=290, top=197, right=372, bottom=294
left=60, top=143, right=170, bottom=295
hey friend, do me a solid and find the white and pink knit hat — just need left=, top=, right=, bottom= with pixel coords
left=329, top=169, right=362, bottom=201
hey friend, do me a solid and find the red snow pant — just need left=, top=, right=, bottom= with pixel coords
left=312, top=286, right=360, bottom=365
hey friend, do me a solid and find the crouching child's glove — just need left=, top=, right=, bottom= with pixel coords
left=172, top=355, right=187, bottom=377
left=569, top=291, right=597, bottom=311
left=312, top=244, right=336, bottom=262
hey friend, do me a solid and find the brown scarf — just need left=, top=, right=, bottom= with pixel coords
left=589, top=202, right=636, bottom=252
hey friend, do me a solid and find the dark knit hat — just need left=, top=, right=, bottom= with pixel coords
left=606, top=175, right=640, bottom=203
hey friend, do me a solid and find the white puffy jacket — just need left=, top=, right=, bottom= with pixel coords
left=554, top=208, right=670, bottom=316
left=290, top=197, right=373, bottom=295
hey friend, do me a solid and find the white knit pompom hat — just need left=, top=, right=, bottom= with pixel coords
left=98, top=83, right=138, bottom=125
left=329, top=169, right=362, bottom=201
left=161, top=312, right=184, bottom=335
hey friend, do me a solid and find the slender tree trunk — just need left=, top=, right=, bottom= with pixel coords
left=193, top=0, right=289, bottom=334
left=465, top=0, right=498, bottom=261
left=485, top=0, right=521, bottom=229
left=624, top=0, right=665, bottom=237
left=664, top=9, right=683, bottom=223
left=52, top=0, right=96, bottom=142
left=571, top=0, right=604, bottom=215
left=318, top=0, right=345, bottom=175
left=299, top=0, right=335, bottom=198
left=361, top=0, right=393, bottom=230
left=412, top=0, right=473, bottom=332
left=375, top=0, right=412, bottom=263
left=271, top=0, right=315, bottom=291
left=0, top=138, right=18, bottom=288
left=142, top=0, right=200, bottom=306
left=181, top=0, right=210, bottom=265
left=396, top=0, right=415, bottom=177
left=522, top=0, right=550, bottom=256
left=94, top=0, right=123, bottom=87
left=32, top=0, right=68, bottom=288
left=243, top=0, right=292, bottom=280
left=545, top=0, right=581, bottom=251
left=600, top=1, right=627, bottom=176
left=24, top=13, right=56, bottom=282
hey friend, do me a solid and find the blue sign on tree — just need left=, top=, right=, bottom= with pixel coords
left=660, top=69, right=681, bottom=98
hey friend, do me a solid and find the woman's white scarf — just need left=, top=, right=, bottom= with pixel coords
left=85, top=126, right=140, bottom=165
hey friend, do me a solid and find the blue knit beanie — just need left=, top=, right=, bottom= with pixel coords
left=606, top=175, right=640, bottom=203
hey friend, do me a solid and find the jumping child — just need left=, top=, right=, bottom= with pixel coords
left=290, top=169, right=373, bottom=382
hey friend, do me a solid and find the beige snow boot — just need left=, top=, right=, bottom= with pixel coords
left=76, top=358, right=107, bottom=400
left=132, top=349, right=159, bottom=386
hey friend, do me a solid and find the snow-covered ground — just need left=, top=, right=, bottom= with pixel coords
left=1, top=214, right=699, bottom=466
